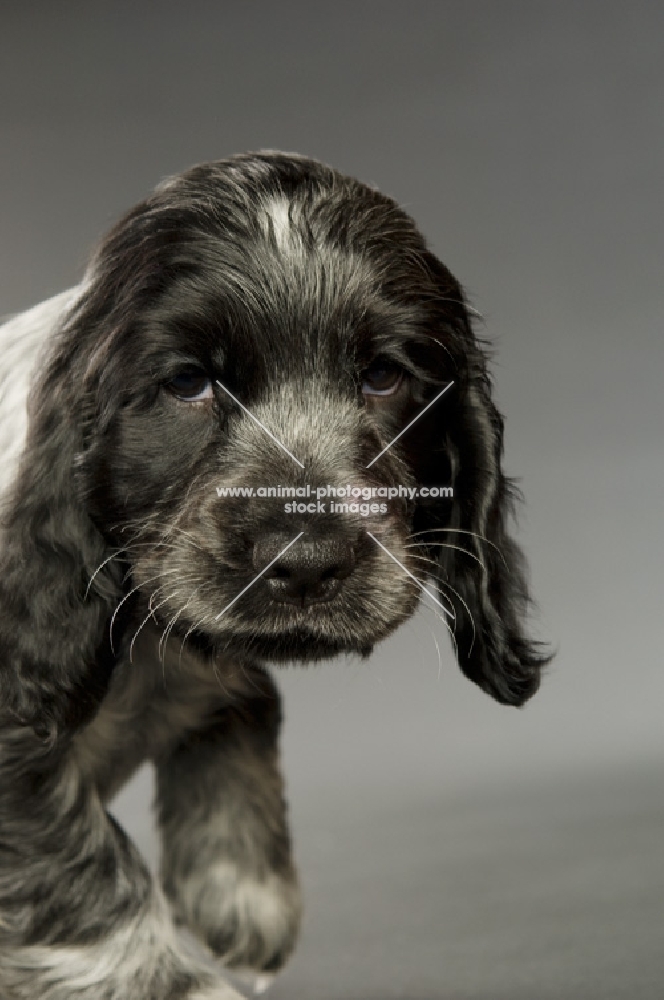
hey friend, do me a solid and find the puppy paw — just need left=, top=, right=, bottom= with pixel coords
left=171, top=861, right=302, bottom=975
left=186, top=988, right=252, bottom=1000
left=230, top=969, right=276, bottom=994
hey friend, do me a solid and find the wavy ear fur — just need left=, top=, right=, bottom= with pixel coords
left=0, top=292, right=127, bottom=745
left=0, top=182, right=232, bottom=745
left=417, top=253, right=552, bottom=707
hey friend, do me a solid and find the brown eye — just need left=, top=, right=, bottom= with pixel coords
left=361, top=357, right=403, bottom=396
left=166, top=369, right=213, bottom=401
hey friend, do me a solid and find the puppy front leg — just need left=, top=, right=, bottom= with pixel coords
left=0, top=727, right=244, bottom=1000
left=155, top=666, right=302, bottom=983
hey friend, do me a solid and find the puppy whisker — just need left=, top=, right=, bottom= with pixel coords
left=417, top=608, right=444, bottom=680
left=177, top=612, right=215, bottom=670
left=109, top=568, right=181, bottom=652
left=410, top=527, right=508, bottom=567
left=159, top=521, right=209, bottom=555
left=402, top=576, right=458, bottom=663
left=158, top=585, right=203, bottom=665
left=84, top=549, right=123, bottom=599
left=129, top=587, right=178, bottom=663
left=406, top=552, right=477, bottom=656
left=404, top=540, right=488, bottom=573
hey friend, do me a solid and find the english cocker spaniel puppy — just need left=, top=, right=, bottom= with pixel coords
left=0, top=151, right=550, bottom=1000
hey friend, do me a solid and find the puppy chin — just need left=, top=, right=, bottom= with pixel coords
left=238, top=632, right=367, bottom=664
left=170, top=616, right=382, bottom=666
left=225, top=626, right=378, bottom=665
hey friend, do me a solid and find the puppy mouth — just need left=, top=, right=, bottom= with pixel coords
left=228, top=629, right=372, bottom=664
left=158, top=582, right=418, bottom=664
left=221, top=600, right=393, bottom=650
left=203, top=617, right=395, bottom=664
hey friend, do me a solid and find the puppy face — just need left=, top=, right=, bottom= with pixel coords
left=9, top=152, right=548, bottom=737
left=80, top=162, right=460, bottom=664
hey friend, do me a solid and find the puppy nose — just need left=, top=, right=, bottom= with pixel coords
left=253, top=533, right=355, bottom=607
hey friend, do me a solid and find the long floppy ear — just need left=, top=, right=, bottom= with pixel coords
left=416, top=254, right=552, bottom=707
left=0, top=291, right=129, bottom=745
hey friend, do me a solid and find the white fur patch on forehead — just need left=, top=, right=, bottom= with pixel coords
left=260, top=196, right=301, bottom=256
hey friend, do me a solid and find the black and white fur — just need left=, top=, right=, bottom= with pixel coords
left=0, top=151, right=550, bottom=999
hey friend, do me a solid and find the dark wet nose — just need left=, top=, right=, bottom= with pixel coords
left=253, top=533, right=355, bottom=606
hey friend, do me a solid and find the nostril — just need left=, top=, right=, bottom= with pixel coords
left=322, top=548, right=355, bottom=582
left=265, top=564, right=292, bottom=580
left=252, top=534, right=356, bottom=606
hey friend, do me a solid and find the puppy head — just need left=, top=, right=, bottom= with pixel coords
left=7, top=152, right=550, bottom=735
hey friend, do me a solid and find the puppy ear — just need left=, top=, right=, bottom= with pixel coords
left=0, top=294, right=127, bottom=744
left=417, top=255, right=552, bottom=707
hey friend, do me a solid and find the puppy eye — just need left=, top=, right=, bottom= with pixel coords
left=361, top=357, right=404, bottom=396
left=165, top=369, right=214, bottom=402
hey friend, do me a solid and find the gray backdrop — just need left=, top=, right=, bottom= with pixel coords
left=1, top=3, right=662, bottom=998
